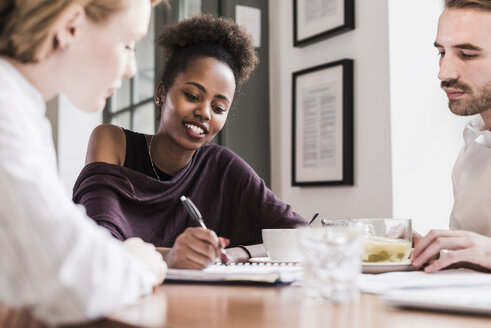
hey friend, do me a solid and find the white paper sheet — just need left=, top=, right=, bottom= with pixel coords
left=383, top=285, right=491, bottom=315
left=359, top=269, right=491, bottom=294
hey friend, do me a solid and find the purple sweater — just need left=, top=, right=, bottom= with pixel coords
left=73, top=144, right=306, bottom=247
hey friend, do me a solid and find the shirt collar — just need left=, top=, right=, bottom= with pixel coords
left=0, top=57, right=46, bottom=115
left=463, top=115, right=491, bottom=148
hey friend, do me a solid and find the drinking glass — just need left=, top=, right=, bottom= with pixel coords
left=297, top=226, right=363, bottom=304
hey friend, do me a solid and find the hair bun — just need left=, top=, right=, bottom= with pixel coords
left=157, top=13, right=258, bottom=84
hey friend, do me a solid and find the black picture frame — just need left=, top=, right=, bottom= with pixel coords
left=292, top=59, right=354, bottom=186
left=293, top=0, right=355, bottom=47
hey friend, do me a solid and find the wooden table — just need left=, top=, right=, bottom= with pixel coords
left=105, top=284, right=491, bottom=328
left=2, top=284, right=490, bottom=328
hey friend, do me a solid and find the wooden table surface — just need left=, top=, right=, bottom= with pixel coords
left=2, top=284, right=490, bottom=328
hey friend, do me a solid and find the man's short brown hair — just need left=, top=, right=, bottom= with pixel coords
left=445, top=0, right=491, bottom=11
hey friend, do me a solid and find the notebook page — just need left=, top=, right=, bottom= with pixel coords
left=166, top=262, right=302, bottom=284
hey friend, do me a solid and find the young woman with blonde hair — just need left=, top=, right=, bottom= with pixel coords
left=0, top=0, right=167, bottom=324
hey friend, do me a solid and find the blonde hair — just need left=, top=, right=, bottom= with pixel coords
left=0, top=0, right=162, bottom=63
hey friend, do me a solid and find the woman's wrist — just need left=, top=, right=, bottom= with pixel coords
left=226, top=246, right=251, bottom=263
left=236, top=245, right=252, bottom=259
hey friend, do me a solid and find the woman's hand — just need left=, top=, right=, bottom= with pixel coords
left=163, top=227, right=229, bottom=269
left=410, top=229, right=491, bottom=273
left=122, top=237, right=167, bottom=285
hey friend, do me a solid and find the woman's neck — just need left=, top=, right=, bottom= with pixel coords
left=149, top=133, right=196, bottom=176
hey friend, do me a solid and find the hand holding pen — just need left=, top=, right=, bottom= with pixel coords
left=180, top=196, right=230, bottom=266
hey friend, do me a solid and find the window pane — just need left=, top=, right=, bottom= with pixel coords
left=110, top=78, right=131, bottom=112
left=179, top=0, right=202, bottom=20
left=111, top=110, right=131, bottom=130
left=132, top=102, right=155, bottom=134
left=134, top=10, right=156, bottom=104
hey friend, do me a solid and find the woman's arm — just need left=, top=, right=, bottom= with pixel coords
left=158, top=243, right=267, bottom=265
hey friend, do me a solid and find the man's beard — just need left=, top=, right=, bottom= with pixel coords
left=441, top=80, right=491, bottom=116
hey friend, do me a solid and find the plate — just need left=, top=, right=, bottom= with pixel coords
left=250, top=258, right=415, bottom=273
left=362, top=260, right=415, bottom=274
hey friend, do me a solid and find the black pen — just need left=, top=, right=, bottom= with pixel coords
left=180, top=195, right=230, bottom=265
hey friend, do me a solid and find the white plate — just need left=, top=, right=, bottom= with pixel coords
left=362, top=260, right=415, bottom=274
left=250, top=258, right=414, bottom=273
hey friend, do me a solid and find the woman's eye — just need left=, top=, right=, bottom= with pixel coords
left=185, top=92, right=199, bottom=101
left=437, top=51, right=445, bottom=57
left=213, top=106, right=226, bottom=113
left=125, top=45, right=136, bottom=52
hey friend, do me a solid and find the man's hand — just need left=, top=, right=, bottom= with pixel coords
left=123, top=237, right=167, bottom=284
left=163, top=227, right=229, bottom=269
left=410, top=230, right=491, bottom=273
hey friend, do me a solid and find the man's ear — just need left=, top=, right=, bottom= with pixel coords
left=53, top=4, right=86, bottom=51
left=154, top=82, right=165, bottom=107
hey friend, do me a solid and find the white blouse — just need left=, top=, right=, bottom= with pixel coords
left=0, top=58, right=157, bottom=325
left=450, top=115, right=491, bottom=236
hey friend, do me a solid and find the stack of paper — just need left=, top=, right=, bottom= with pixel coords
left=359, top=269, right=491, bottom=294
left=359, top=269, right=491, bottom=315
left=383, top=285, right=491, bottom=315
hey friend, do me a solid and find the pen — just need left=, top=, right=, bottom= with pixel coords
left=180, top=195, right=230, bottom=265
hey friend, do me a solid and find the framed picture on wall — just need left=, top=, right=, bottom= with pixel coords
left=292, top=59, right=354, bottom=186
left=293, top=0, right=355, bottom=47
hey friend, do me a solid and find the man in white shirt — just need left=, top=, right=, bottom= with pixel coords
left=0, top=0, right=167, bottom=325
left=411, top=0, right=491, bottom=272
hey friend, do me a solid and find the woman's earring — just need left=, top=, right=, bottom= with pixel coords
left=154, top=96, right=161, bottom=106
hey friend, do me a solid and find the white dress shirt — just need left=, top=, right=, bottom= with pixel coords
left=450, top=115, right=491, bottom=236
left=0, top=58, right=158, bottom=325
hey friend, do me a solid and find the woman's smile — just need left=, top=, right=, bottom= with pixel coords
left=183, top=121, right=208, bottom=139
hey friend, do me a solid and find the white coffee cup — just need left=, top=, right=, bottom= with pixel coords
left=262, top=228, right=303, bottom=262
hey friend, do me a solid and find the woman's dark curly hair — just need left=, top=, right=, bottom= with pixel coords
left=156, top=14, right=258, bottom=102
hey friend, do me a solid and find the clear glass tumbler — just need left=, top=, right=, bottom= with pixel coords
left=297, top=226, right=363, bottom=304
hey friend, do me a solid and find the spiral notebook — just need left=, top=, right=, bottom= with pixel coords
left=165, top=261, right=302, bottom=285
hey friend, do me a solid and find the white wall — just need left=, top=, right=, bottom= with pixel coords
left=388, top=0, right=468, bottom=234
left=55, top=95, right=102, bottom=196
left=269, top=0, right=469, bottom=233
left=270, top=0, right=393, bottom=224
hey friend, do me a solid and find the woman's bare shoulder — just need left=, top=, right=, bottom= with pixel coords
left=85, top=124, right=126, bottom=166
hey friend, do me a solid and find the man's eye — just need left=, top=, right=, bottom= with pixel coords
left=437, top=51, right=445, bottom=57
left=461, top=52, right=477, bottom=59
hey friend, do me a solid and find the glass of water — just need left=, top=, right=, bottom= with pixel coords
left=297, top=226, right=363, bottom=303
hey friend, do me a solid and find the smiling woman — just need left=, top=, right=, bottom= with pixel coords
left=75, top=14, right=307, bottom=270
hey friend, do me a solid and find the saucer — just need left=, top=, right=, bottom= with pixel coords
left=362, top=260, right=415, bottom=274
